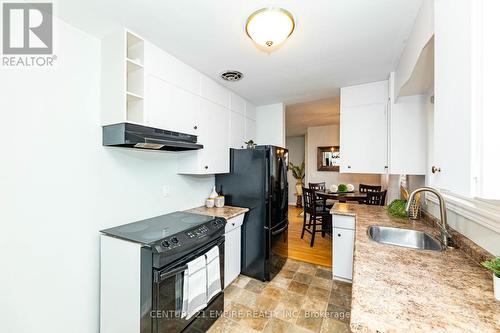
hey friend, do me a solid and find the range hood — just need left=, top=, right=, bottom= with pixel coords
left=102, top=123, right=203, bottom=151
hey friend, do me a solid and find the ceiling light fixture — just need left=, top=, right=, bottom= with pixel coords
left=245, top=7, right=295, bottom=49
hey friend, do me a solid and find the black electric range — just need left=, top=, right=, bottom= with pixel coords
left=101, top=211, right=226, bottom=268
left=101, top=211, right=227, bottom=333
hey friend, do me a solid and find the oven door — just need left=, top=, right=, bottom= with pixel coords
left=152, top=237, right=225, bottom=333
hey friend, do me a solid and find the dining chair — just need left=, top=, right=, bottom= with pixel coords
left=309, top=182, right=326, bottom=191
left=310, top=182, right=335, bottom=210
left=359, top=184, right=382, bottom=193
left=358, top=184, right=382, bottom=204
left=302, top=187, right=329, bottom=247
left=365, top=190, right=387, bottom=206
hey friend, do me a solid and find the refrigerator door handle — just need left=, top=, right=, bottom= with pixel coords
left=271, top=221, right=289, bottom=236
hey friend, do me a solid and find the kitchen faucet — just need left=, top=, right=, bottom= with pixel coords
left=406, top=187, right=453, bottom=249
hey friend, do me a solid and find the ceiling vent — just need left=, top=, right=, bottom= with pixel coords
left=220, top=70, right=244, bottom=82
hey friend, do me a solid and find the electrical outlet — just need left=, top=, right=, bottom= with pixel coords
left=162, top=185, right=170, bottom=197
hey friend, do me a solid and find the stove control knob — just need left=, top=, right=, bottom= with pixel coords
left=161, top=240, right=170, bottom=248
left=171, top=237, right=179, bottom=244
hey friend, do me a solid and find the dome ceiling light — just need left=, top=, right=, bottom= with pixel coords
left=245, top=7, right=295, bottom=50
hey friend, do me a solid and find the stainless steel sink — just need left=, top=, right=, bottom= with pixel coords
left=368, top=226, right=442, bottom=251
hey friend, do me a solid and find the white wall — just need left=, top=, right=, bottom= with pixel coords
left=256, top=103, right=285, bottom=147
left=286, top=136, right=305, bottom=205
left=305, top=125, right=381, bottom=191
left=0, top=19, right=213, bottom=333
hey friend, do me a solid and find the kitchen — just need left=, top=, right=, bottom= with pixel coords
left=1, top=1, right=499, bottom=333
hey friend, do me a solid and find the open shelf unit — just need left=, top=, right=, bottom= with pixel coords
left=125, top=31, right=144, bottom=123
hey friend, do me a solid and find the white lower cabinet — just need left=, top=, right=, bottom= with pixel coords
left=224, top=214, right=244, bottom=288
left=332, top=214, right=355, bottom=282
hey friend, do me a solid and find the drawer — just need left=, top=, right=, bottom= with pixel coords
left=333, top=214, right=355, bottom=230
left=224, top=214, right=244, bottom=233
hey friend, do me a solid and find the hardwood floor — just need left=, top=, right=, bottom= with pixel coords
left=275, top=205, right=332, bottom=268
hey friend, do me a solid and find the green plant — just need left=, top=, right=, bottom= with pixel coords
left=288, top=162, right=305, bottom=182
left=387, top=199, right=408, bottom=218
left=245, top=140, right=256, bottom=149
left=337, top=184, right=348, bottom=192
left=482, top=257, right=500, bottom=277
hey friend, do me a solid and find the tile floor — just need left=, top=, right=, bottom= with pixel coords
left=208, top=258, right=352, bottom=333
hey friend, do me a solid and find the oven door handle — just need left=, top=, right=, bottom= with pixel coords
left=159, top=265, right=188, bottom=281
left=157, top=237, right=225, bottom=282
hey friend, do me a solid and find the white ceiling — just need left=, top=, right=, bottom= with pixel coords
left=55, top=0, right=422, bottom=105
left=286, top=97, right=340, bottom=136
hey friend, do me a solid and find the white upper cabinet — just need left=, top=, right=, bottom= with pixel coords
left=245, top=117, right=257, bottom=143
left=340, top=78, right=427, bottom=175
left=230, top=93, right=245, bottom=115
left=144, top=76, right=199, bottom=135
left=101, top=29, right=145, bottom=125
left=245, top=101, right=257, bottom=120
left=388, top=72, right=427, bottom=175
left=340, top=81, right=389, bottom=107
left=432, top=0, right=474, bottom=196
left=340, top=81, right=389, bottom=174
left=230, top=111, right=245, bottom=149
left=178, top=99, right=230, bottom=174
left=101, top=28, right=253, bottom=175
left=200, top=75, right=231, bottom=109
left=144, top=43, right=199, bottom=95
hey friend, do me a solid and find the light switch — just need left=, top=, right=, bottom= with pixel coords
left=162, top=185, right=170, bottom=197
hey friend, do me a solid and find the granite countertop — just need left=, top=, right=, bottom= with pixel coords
left=186, top=205, right=249, bottom=220
left=331, top=204, right=500, bottom=333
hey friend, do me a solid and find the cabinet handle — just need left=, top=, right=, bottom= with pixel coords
left=347, top=166, right=351, bottom=169
left=204, top=165, right=208, bottom=170
left=384, top=166, right=388, bottom=169
left=431, top=166, right=441, bottom=174
left=232, top=223, right=235, bottom=226
left=194, top=125, right=198, bottom=130
left=338, top=234, right=341, bottom=237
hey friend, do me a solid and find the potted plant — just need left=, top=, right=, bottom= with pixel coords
left=245, top=139, right=256, bottom=149
left=482, top=257, right=500, bottom=301
left=288, top=161, right=305, bottom=207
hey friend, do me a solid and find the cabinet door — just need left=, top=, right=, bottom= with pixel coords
left=245, top=101, right=257, bottom=120
left=244, top=117, right=256, bottom=143
left=340, top=104, right=388, bottom=174
left=389, top=95, right=427, bottom=175
left=230, top=93, right=245, bottom=115
left=200, top=76, right=230, bottom=108
left=230, top=111, right=245, bottom=149
left=433, top=0, right=473, bottom=196
left=144, top=42, right=199, bottom=95
left=144, top=75, right=172, bottom=129
left=144, top=75, right=198, bottom=135
left=198, top=99, right=230, bottom=173
left=224, top=227, right=241, bottom=288
left=333, top=228, right=354, bottom=281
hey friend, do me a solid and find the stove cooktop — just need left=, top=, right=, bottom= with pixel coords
left=100, top=211, right=216, bottom=245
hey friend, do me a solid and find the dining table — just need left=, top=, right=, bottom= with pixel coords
left=315, top=190, right=368, bottom=203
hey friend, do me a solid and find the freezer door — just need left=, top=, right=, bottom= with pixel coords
left=267, top=147, right=289, bottom=229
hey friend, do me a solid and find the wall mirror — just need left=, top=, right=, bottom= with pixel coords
left=317, top=146, right=340, bottom=171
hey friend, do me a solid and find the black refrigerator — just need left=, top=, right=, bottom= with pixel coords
left=216, top=145, right=289, bottom=281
